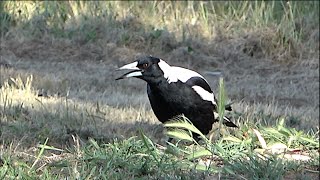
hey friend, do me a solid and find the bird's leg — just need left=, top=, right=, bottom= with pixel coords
left=167, top=137, right=173, bottom=143
left=192, top=133, right=201, bottom=143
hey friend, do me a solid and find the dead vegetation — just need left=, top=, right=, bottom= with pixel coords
left=0, top=2, right=319, bottom=179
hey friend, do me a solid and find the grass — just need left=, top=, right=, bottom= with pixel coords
left=0, top=76, right=318, bottom=179
left=1, top=1, right=319, bottom=58
left=0, top=1, right=319, bottom=179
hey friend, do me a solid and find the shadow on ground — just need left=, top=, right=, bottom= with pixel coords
left=0, top=9, right=319, bottom=148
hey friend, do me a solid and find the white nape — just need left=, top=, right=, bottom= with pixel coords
left=158, top=60, right=205, bottom=83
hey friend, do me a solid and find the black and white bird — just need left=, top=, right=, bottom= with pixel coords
left=116, top=56, right=237, bottom=137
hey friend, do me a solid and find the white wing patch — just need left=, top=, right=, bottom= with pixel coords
left=192, top=86, right=216, bottom=104
left=158, top=59, right=216, bottom=105
left=158, top=60, right=204, bottom=83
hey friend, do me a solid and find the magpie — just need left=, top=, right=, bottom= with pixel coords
left=116, top=56, right=237, bottom=138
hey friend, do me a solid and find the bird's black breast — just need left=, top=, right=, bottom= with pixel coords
left=147, top=79, right=216, bottom=134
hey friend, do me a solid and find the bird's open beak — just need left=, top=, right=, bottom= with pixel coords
left=115, top=61, right=142, bottom=80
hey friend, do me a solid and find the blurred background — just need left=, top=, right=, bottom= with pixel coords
left=0, top=1, right=319, bottom=144
left=0, top=1, right=319, bottom=179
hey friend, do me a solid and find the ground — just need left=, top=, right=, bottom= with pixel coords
left=1, top=36, right=318, bottom=138
left=0, top=1, right=319, bottom=179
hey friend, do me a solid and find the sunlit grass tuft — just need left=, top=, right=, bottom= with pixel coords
left=1, top=1, right=319, bottom=59
left=0, top=1, right=319, bottom=178
left=0, top=71, right=318, bottom=179
left=162, top=78, right=319, bottom=179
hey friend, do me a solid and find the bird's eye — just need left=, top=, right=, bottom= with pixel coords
left=142, top=63, right=148, bottom=69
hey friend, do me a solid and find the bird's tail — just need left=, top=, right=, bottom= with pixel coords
left=224, top=103, right=233, bottom=111
left=213, top=112, right=238, bottom=128
left=222, top=116, right=237, bottom=128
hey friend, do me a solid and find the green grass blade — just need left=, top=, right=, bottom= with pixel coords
left=166, top=129, right=193, bottom=142
left=30, top=138, right=49, bottom=170
left=186, top=148, right=212, bottom=160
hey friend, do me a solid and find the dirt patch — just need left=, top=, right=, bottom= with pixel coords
left=1, top=34, right=319, bottom=130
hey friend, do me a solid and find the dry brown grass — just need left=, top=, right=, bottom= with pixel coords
left=0, top=34, right=318, bottom=147
left=0, top=2, right=319, bottom=179
left=0, top=1, right=319, bottom=149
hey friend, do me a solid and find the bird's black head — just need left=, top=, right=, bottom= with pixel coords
left=116, top=56, right=166, bottom=83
